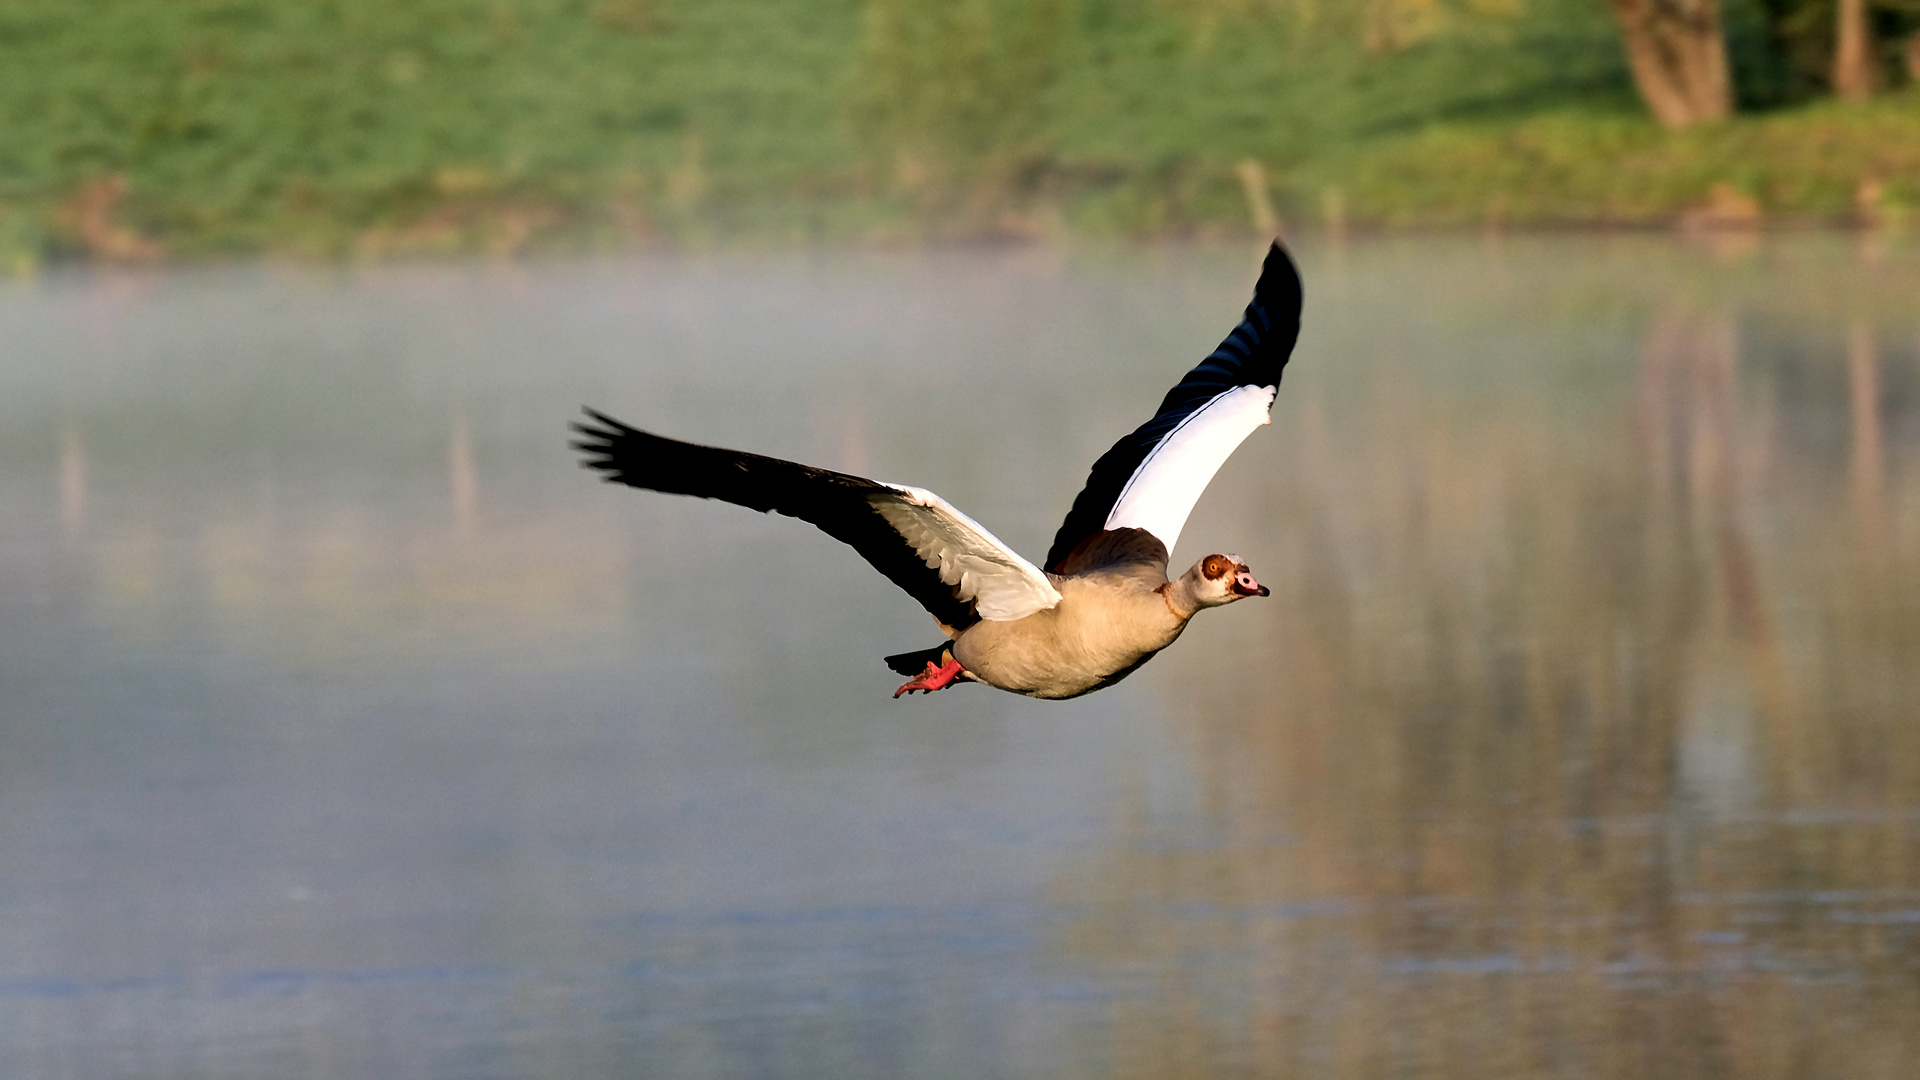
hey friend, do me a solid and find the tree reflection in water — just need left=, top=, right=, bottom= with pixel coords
left=1054, top=239, right=1920, bottom=1080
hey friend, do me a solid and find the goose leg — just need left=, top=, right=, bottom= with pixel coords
left=893, top=657, right=966, bottom=697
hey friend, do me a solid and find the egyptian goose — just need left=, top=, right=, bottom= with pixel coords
left=573, top=243, right=1302, bottom=699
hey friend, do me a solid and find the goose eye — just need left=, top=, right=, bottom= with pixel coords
left=1203, top=556, right=1229, bottom=579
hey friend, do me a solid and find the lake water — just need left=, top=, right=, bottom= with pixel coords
left=3, top=234, right=1918, bottom=1078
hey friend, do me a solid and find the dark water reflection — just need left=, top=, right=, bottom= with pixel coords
left=3, top=235, right=1918, bottom=1078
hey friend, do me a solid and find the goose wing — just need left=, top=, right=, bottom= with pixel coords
left=572, top=411, right=1061, bottom=631
left=1045, top=243, right=1303, bottom=572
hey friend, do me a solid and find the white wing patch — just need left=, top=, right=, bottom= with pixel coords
left=869, top=486, right=1063, bottom=622
left=1103, top=383, right=1276, bottom=555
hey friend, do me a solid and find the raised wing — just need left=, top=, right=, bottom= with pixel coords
left=1045, top=243, right=1303, bottom=571
left=572, top=411, right=1061, bottom=631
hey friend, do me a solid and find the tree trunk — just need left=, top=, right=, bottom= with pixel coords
left=1607, top=0, right=1734, bottom=129
left=1832, top=0, right=1876, bottom=101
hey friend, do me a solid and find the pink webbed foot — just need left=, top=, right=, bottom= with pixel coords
left=893, top=657, right=966, bottom=698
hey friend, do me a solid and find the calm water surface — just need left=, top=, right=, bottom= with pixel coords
left=3, top=235, right=1919, bottom=1078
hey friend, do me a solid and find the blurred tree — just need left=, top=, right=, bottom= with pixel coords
left=1753, top=0, right=1920, bottom=102
left=1833, top=0, right=1877, bottom=95
left=1604, top=0, right=1735, bottom=126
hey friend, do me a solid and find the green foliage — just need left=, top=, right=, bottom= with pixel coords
left=849, top=0, right=1072, bottom=228
left=2, top=0, right=1918, bottom=260
left=0, top=0, right=869, bottom=256
left=843, top=0, right=1634, bottom=233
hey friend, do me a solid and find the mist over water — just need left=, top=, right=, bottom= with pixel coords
left=3, top=235, right=1918, bottom=1078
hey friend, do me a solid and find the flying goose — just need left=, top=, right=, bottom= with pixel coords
left=573, top=243, right=1302, bottom=699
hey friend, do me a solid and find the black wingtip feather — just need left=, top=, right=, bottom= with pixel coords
left=571, top=409, right=631, bottom=479
left=1253, top=242, right=1304, bottom=312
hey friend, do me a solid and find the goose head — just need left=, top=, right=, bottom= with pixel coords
left=1177, top=552, right=1269, bottom=612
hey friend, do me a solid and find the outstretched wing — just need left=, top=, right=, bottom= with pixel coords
left=866, top=485, right=1063, bottom=621
left=1045, top=243, right=1303, bottom=572
left=573, top=411, right=1061, bottom=631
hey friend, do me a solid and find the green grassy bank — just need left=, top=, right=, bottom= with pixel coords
left=2, top=0, right=1917, bottom=265
left=1293, top=95, right=1920, bottom=231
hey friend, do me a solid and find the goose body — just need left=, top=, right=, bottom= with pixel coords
left=949, top=540, right=1185, bottom=699
left=573, top=243, right=1303, bottom=700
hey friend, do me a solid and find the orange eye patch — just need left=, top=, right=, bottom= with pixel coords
left=1203, top=555, right=1232, bottom=579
